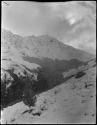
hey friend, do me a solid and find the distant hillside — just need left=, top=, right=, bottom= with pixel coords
left=2, top=29, right=94, bottom=61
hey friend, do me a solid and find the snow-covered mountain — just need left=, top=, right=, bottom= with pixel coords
left=1, top=29, right=96, bottom=123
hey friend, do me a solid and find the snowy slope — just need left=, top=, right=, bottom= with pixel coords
left=1, top=59, right=96, bottom=124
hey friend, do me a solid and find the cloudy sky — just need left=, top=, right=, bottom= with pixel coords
left=2, top=1, right=96, bottom=54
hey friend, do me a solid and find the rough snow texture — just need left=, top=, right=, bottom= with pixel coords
left=1, top=59, right=96, bottom=124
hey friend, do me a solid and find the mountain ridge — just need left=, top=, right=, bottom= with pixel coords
left=2, top=29, right=94, bottom=61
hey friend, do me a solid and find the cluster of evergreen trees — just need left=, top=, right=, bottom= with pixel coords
left=1, top=69, right=37, bottom=109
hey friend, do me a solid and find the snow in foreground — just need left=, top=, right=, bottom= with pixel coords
left=1, top=64, right=96, bottom=124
